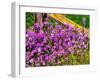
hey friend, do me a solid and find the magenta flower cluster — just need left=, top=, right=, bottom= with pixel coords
left=25, top=17, right=89, bottom=67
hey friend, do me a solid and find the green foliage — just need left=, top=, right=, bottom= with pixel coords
left=48, top=17, right=57, bottom=28
left=26, top=12, right=34, bottom=28
left=67, top=50, right=90, bottom=65
left=64, top=14, right=90, bottom=28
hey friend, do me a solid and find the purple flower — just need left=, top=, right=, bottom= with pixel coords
left=42, top=62, right=46, bottom=66
left=29, top=58, right=34, bottom=63
left=45, top=54, right=49, bottom=60
left=37, top=47, right=41, bottom=52
left=25, top=16, right=89, bottom=67
left=68, top=41, right=73, bottom=47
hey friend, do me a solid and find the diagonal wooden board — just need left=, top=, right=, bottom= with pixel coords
left=48, top=14, right=86, bottom=29
left=48, top=13, right=89, bottom=38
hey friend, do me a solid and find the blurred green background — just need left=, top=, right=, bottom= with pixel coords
left=64, top=14, right=90, bottom=29
left=26, top=12, right=90, bottom=29
left=26, top=12, right=35, bottom=28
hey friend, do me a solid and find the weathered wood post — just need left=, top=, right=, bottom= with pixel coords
left=34, top=13, right=43, bottom=28
left=82, top=17, right=86, bottom=27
